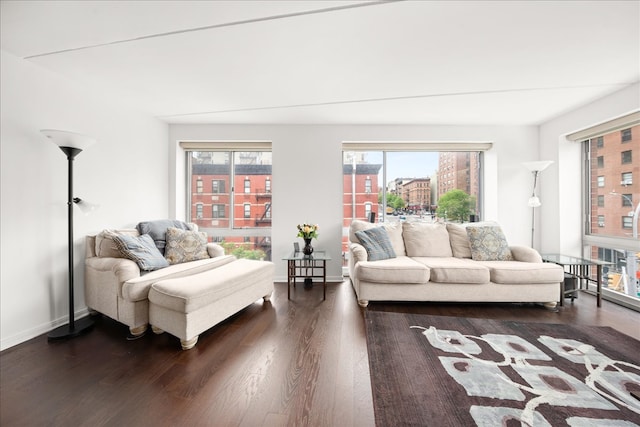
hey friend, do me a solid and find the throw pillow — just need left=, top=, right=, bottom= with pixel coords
left=446, top=223, right=472, bottom=259
left=94, top=229, right=139, bottom=258
left=164, top=227, right=210, bottom=265
left=136, top=219, right=191, bottom=255
left=112, top=233, right=170, bottom=271
left=402, top=222, right=453, bottom=257
left=355, top=227, right=397, bottom=261
left=466, top=226, right=514, bottom=261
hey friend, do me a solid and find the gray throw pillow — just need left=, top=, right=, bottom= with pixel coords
left=466, top=226, right=513, bottom=261
left=112, top=233, right=170, bottom=271
left=355, top=227, right=397, bottom=261
left=136, top=219, right=190, bottom=255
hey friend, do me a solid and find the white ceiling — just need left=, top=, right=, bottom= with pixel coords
left=2, top=0, right=639, bottom=125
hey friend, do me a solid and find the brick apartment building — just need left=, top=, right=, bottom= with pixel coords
left=589, top=125, right=640, bottom=239
left=438, top=151, right=481, bottom=214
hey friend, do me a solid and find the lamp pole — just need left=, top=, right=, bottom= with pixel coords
left=42, top=129, right=96, bottom=341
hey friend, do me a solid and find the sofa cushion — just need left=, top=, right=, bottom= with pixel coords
left=466, top=225, right=513, bottom=261
left=164, top=227, right=210, bottom=265
left=446, top=223, right=472, bottom=258
left=95, top=229, right=139, bottom=258
left=350, top=220, right=406, bottom=256
left=355, top=227, right=396, bottom=261
left=122, top=255, right=237, bottom=302
left=414, top=257, right=490, bottom=284
left=355, top=256, right=429, bottom=284
left=402, top=222, right=452, bottom=257
left=150, top=259, right=273, bottom=313
left=477, top=261, right=565, bottom=284
left=137, top=219, right=191, bottom=255
left=112, top=233, right=170, bottom=271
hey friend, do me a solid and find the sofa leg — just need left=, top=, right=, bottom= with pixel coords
left=127, top=324, right=147, bottom=340
left=543, top=301, right=558, bottom=310
left=181, top=336, right=199, bottom=350
left=358, top=299, right=369, bottom=308
left=151, top=325, right=164, bottom=335
left=263, top=292, right=272, bottom=302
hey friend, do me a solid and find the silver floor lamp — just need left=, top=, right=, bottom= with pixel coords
left=42, top=129, right=97, bottom=340
left=523, top=160, right=553, bottom=248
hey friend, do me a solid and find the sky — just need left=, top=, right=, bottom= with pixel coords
left=362, top=151, right=440, bottom=184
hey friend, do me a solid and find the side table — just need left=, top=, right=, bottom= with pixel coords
left=541, top=253, right=612, bottom=307
left=282, top=251, right=331, bottom=300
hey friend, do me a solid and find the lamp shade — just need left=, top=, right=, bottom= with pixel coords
left=523, top=160, right=554, bottom=172
left=41, top=129, right=96, bottom=151
left=528, top=196, right=541, bottom=207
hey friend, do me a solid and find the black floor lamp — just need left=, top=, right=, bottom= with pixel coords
left=42, top=129, right=97, bottom=340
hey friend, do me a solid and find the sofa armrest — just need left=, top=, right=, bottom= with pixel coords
left=207, top=243, right=225, bottom=258
left=510, top=245, right=542, bottom=263
left=349, top=242, right=368, bottom=264
left=85, top=256, right=141, bottom=283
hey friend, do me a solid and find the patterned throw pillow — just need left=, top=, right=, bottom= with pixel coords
left=355, top=227, right=397, bottom=261
left=112, top=233, right=170, bottom=271
left=136, top=219, right=191, bottom=255
left=164, top=227, right=210, bottom=265
left=466, top=226, right=513, bottom=261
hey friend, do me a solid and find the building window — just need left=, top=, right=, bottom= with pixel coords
left=185, top=148, right=272, bottom=261
left=597, top=176, right=605, bottom=187
left=621, top=150, right=632, bottom=164
left=365, top=178, right=372, bottom=194
left=196, top=178, right=203, bottom=193
left=598, top=215, right=605, bottom=227
left=621, top=128, right=632, bottom=142
left=596, top=136, right=604, bottom=148
left=597, top=195, right=604, bottom=207
left=364, top=202, right=372, bottom=220
left=244, top=178, right=250, bottom=194
left=622, top=194, right=633, bottom=207
left=622, top=216, right=632, bottom=229
left=212, top=204, right=225, bottom=218
left=265, top=203, right=271, bottom=218
left=265, top=178, right=271, bottom=193
left=597, top=156, right=604, bottom=168
left=212, top=180, right=225, bottom=193
left=621, top=172, right=633, bottom=186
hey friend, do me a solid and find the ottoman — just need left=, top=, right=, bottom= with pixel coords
left=148, top=259, right=274, bottom=350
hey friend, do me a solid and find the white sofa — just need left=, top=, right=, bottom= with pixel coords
left=85, top=222, right=273, bottom=344
left=348, top=220, right=564, bottom=308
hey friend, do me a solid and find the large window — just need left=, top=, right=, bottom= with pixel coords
left=574, top=115, right=640, bottom=309
left=342, top=144, right=488, bottom=268
left=184, top=145, right=272, bottom=261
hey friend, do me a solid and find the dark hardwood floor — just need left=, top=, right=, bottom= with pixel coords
left=1, top=280, right=638, bottom=426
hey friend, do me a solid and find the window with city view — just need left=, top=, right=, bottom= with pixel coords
left=583, top=122, right=639, bottom=307
left=186, top=150, right=272, bottom=261
left=342, top=149, right=482, bottom=267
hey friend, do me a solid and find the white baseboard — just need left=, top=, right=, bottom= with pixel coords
left=1, top=308, right=90, bottom=352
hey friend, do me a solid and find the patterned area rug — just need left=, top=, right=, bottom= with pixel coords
left=364, top=311, right=640, bottom=427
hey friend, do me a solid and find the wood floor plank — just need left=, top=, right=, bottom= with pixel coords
left=1, top=280, right=638, bottom=426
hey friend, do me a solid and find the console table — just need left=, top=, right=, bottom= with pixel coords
left=541, top=254, right=612, bottom=307
left=283, top=251, right=331, bottom=300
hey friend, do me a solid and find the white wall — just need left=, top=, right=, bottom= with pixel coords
left=539, top=83, right=640, bottom=256
left=0, top=50, right=169, bottom=350
left=169, top=124, right=540, bottom=281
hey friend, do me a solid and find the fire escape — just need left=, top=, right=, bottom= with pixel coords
left=254, top=187, right=272, bottom=259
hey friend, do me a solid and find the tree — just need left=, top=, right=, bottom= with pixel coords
left=379, top=192, right=406, bottom=210
left=436, top=189, right=476, bottom=222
